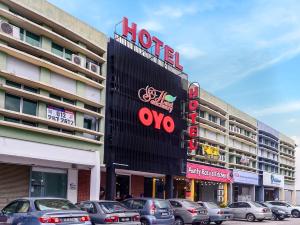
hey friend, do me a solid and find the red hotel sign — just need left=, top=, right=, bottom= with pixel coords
left=122, top=17, right=183, bottom=71
left=187, top=162, right=233, bottom=183
left=188, top=85, right=199, bottom=155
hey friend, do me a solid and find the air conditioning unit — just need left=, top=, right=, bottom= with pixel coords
left=87, top=62, right=100, bottom=74
left=71, top=54, right=85, bottom=67
left=0, top=21, right=20, bottom=39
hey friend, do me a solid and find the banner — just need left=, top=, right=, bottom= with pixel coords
left=263, top=172, right=284, bottom=188
left=232, top=169, right=259, bottom=185
left=47, top=106, right=75, bottom=125
left=186, top=162, right=233, bottom=183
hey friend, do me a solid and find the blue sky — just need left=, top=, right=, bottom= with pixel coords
left=48, top=0, right=300, bottom=144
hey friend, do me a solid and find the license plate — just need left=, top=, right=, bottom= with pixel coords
left=161, top=212, right=169, bottom=216
left=120, top=217, right=131, bottom=222
left=62, top=218, right=78, bottom=222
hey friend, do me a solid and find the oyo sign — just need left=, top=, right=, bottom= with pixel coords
left=188, top=85, right=200, bottom=155
left=122, top=17, right=183, bottom=71
left=138, top=107, right=175, bottom=133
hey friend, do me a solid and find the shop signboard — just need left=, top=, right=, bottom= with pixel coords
left=47, top=106, right=75, bottom=125
left=263, top=172, right=284, bottom=188
left=232, top=169, right=259, bottom=185
left=186, top=162, right=233, bottom=183
left=202, top=144, right=220, bottom=160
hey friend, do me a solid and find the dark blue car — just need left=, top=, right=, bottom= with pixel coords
left=0, top=198, right=91, bottom=225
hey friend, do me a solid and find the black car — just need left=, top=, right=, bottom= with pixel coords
left=258, top=202, right=290, bottom=221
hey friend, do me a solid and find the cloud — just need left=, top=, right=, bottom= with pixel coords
left=153, top=4, right=199, bottom=19
left=176, top=44, right=205, bottom=60
left=251, top=100, right=300, bottom=117
left=288, top=118, right=298, bottom=123
left=139, top=20, right=163, bottom=32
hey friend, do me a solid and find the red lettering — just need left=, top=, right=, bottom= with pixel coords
left=138, top=107, right=153, bottom=126
left=189, top=139, right=197, bottom=150
left=138, top=29, right=152, bottom=49
left=189, top=86, right=199, bottom=99
left=122, top=17, right=137, bottom=42
left=189, top=113, right=197, bottom=124
left=175, top=52, right=183, bottom=71
left=152, top=36, right=164, bottom=57
left=189, top=100, right=199, bottom=111
left=164, top=45, right=174, bottom=65
left=152, top=110, right=164, bottom=129
left=189, top=126, right=198, bottom=137
left=162, top=116, right=175, bottom=133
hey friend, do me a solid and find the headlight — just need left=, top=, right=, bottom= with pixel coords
left=278, top=210, right=285, bottom=214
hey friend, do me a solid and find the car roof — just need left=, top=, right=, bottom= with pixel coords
left=13, top=197, right=67, bottom=201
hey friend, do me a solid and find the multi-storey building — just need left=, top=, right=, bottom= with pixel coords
left=0, top=0, right=106, bottom=208
left=279, top=133, right=296, bottom=203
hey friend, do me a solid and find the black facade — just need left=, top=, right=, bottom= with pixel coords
left=104, top=38, right=187, bottom=177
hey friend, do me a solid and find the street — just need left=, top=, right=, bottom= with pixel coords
left=222, top=218, right=299, bottom=224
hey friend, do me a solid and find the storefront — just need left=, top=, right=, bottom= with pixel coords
left=186, top=162, right=232, bottom=204
left=284, top=182, right=296, bottom=204
left=232, top=169, right=258, bottom=202
left=104, top=18, right=188, bottom=200
left=260, top=172, right=284, bottom=201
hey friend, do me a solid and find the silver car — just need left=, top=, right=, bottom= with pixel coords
left=169, top=199, right=209, bottom=225
left=227, top=201, right=272, bottom=222
left=197, top=202, right=232, bottom=225
left=77, top=200, right=141, bottom=225
left=265, top=201, right=294, bottom=216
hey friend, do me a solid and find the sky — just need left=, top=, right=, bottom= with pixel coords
left=48, top=0, right=300, bottom=173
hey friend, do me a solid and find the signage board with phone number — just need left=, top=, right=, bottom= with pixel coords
left=47, top=106, right=75, bottom=125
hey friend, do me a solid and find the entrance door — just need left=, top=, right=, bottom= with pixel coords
left=264, top=189, right=275, bottom=201
left=116, top=175, right=130, bottom=200
left=30, top=169, right=67, bottom=198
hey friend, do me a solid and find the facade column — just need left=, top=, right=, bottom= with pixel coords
left=292, top=190, right=296, bottom=205
left=251, top=185, right=256, bottom=201
left=279, top=188, right=285, bottom=201
left=228, top=183, right=233, bottom=204
left=105, top=163, right=116, bottom=200
left=90, top=151, right=101, bottom=200
left=67, top=168, right=78, bottom=203
left=223, top=183, right=228, bottom=205
left=152, top=178, right=156, bottom=198
left=165, top=175, right=173, bottom=199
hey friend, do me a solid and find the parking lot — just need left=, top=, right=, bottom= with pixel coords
left=223, top=218, right=299, bottom=224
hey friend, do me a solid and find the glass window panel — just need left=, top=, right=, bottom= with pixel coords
left=24, top=86, right=38, bottom=93
left=23, top=99, right=37, bottom=115
left=5, top=94, right=20, bottom=112
left=6, top=80, right=21, bottom=88
left=49, top=94, right=61, bottom=101
left=4, top=117, right=20, bottom=123
left=84, top=118, right=92, bottom=130
left=52, top=42, right=64, bottom=57
left=22, top=121, right=36, bottom=127
left=63, top=98, right=75, bottom=105
left=65, top=49, right=73, bottom=61
left=26, top=31, right=40, bottom=47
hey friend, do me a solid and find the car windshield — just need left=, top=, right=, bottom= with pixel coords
left=250, top=202, right=264, bottom=208
left=205, top=202, right=219, bottom=209
left=182, top=200, right=200, bottom=208
left=154, top=200, right=171, bottom=209
left=35, top=199, right=78, bottom=211
left=99, top=202, right=128, bottom=213
left=257, top=202, right=268, bottom=207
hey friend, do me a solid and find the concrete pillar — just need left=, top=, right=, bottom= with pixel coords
left=292, top=190, right=296, bottom=205
left=251, top=185, right=255, bottom=201
left=90, top=151, right=100, bottom=200
left=279, top=188, right=285, bottom=201
left=67, top=168, right=78, bottom=203
left=165, top=175, right=173, bottom=199
left=228, top=183, right=233, bottom=204
left=105, top=163, right=116, bottom=200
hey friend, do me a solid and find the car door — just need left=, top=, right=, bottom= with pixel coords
left=237, top=202, right=250, bottom=219
left=131, top=200, right=147, bottom=216
left=170, top=201, right=185, bottom=220
left=79, top=202, right=99, bottom=223
left=0, top=201, right=22, bottom=225
left=227, top=203, right=239, bottom=218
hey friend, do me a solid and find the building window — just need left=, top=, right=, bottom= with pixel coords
left=20, top=29, right=41, bottom=47
left=220, top=120, right=225, bottom=127
left=49, top=94, right=75, bottom=105
left=6, top=80, right=38, bottom=93
left=4, top=117, right=36, bottom=127
left=5, top=94, right=37, bottom=116
left=51, top=42, right=73, bottom=61
left=83, top=115, right=98, bottom=131
left=208, top=114, right=217, bottom=123
left=199, top=110, right=205, bottom=118
left=84, top=104, right=100, bottom=113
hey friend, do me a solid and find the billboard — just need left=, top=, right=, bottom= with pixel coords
left=104, top=38, right=188, bottom=176
left=263, top=172, right=284, bottom=188
left=232, top=169, right=259, bottom=185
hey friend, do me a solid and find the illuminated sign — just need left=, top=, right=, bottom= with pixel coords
left=188, top=84, right=200, bottom=155
left=122, top=17, right=183, bottom=71
left=138, top=85, right=176, bottom=113
left=137, top=86, right=175, bottom=134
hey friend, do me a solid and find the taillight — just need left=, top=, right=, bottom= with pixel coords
left=262, top=208, right=268, bottom=213
left=132, top=215, right=140, bottom=221
left=187, top=208, right=198, bottom=215
left=39, top=217, right=61, bottom=223
left=104, top=216, right=119, bottom=223
left=80, top=216, right=90, bottom=222
left=150, top=202, right=156, bottom=215
left=217, top=210, right=224, bottom=215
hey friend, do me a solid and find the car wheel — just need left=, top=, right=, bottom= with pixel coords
left=246, top=213, right=255, bottom=222
left=271, top=213, right=277, bottom=221
left=292, top=210, right=300, bottom=218
left=278, top=217, right=285, bottom=221
left=175, top=217, right=184, bottom=225
left=141, top=219, right=150, bottom=225
left=215, top=221, right=223, bottom=225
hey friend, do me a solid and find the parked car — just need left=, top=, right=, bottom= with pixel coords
left=197, top=201, right=232, bottom=225
left=0, top=198, right=91, bottom=225
left=226, top=201, right=272, bottom=222
left=257, top=202, right=289, bottom=220
left=122, top=198, right=174, bottom=225
left=265, top=201, right=300, bottom=218
left=168, top=199, right=209, bottom=225
left=77, top=200, right=141, bottom=225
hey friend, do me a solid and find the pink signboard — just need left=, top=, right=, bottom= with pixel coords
left=186, top=162, right=233, bottom=183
